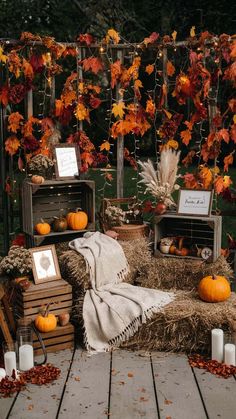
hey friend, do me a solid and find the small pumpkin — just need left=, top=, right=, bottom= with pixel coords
left=31, top=175, right=45, bottom=184
left=52, top=216, right=67, bottom=232
left=67, top=208, right=88, bottom=230
left=35, top=304, right=57, bottom=333
left=198, top=274, right=231, bottom=303
left=169, top=244, right=177, bottom=255
left=35, top=219, right=51, bottom=235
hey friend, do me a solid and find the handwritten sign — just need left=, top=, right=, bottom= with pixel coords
left=177, top=189, right=212, bottom=216
left=54, top=145, right=80, bottom=179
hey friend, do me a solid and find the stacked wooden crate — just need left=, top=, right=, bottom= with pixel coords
left=13, top=279, right=74, bottom=355
left=22, top=179, right=95, bottom=247
left=154, top=213, right=222, bottom=262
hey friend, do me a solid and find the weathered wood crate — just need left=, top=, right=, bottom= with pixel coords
left=33, top=323, right=74, bottom=355
left=154, top=213, right=222, bottom=261
left=22, top=179, right=95, bottom=246
left=13, top=279, right=72, bottom=320
left=12, top=279, right=74, bottom=354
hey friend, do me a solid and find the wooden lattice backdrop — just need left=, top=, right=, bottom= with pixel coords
left=0, top=29, right=235, bottom=254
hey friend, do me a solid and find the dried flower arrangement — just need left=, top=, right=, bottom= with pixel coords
left=105, top=205, right=126, bottom=226
left=138, top=148, right=180, bottom=209
left=28, top=154, right=54, bottom=178
left=0, top=246, right=32, bottom=277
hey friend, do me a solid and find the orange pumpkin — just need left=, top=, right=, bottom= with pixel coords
left=67, top=209, right=88, bottom=230
left=198, top=275, right=231, bottom=303
left=35, top=219, right=51, bottom=235
left=35, top=304, right=57, bottom=333
left=31, top=175, right=45, bottom=184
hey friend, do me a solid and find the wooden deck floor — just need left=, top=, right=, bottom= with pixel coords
left=1, top=348, right=236, bottom=419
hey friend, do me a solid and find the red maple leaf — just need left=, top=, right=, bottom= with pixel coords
left=82, top=57, right=104, bottom=74
left=78, top=33, right=94, bottom=46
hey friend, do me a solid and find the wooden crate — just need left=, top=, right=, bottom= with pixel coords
left=154, top=213, right=222, bottom=261
left=33, top=323, right=74, bottom=356
left=13, top=279, right=72, bottom=321
left=22, top=179, right=95, bottom=246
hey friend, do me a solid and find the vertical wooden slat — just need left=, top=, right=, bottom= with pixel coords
left=116, top=49, right=124, bottom=198
left=0, top=101, right=10, bottom=254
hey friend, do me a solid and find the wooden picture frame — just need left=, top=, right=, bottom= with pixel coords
left=177, top=189, right=213, bottom=216
left=30, top=245, right=61, bottom=284
left=53, top=144, right=81, bottom=179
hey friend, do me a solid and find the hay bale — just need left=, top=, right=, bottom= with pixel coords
left=136, top=255, right=234, bottom=290
left=120, top=291, right=236, bottom=353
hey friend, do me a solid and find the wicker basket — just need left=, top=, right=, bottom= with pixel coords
left=112, top=224, right=147, bottom=241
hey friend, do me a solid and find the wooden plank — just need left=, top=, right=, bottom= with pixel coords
left=7, top=349, right=73, bottom=419
left=0, top=396, right=16, bottom=419
left=58, top=349, right=111, bottom=418
left=152, top=352, right=206, bottom=419
left=22, top=300, right=72, bottom=316
left=109, top=350, right=158, bottom=419
left=194, top=365, right=236, bottom=419
left=15, top=307, right=72, bottom=321
left=21, top=293, right=72, bottom=309
left=33, top=333, right=74, bottom=349
left=34, top=340, right=73, bottom=356
left=32, top=324, right=74, bottom=340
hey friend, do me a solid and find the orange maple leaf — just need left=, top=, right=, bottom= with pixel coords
left=22, top=117, right=40, bottom=137
left=62, top=90, right=77, bottom=107
left=183, top=173, right=199, bottom=189
left=182, top=150, right=196, bottom=167
left=8, top=112, right=24, bottom=133
left=22, top=58, right=34, bottom=79
left=218, top=128, right=230, bottom=143
left=167, top=60, right=175, bottom=77
left=100, top=141, right=110, bottom=151
left=166, top=139, right=179, bottom=149
left=180, top=129, right=192, bottom=146
left=224, top=153, right=234, bottom=172
left=82, top=57, right=104, bottom=74
left=0, top=84, right=9, bottom=106
left=81, top=151, right=94, bottom=165
left=105, top=29, right=120, bottom=44
left=112, top=102, right=125, bottom=119
left=145, top=99, right=156, bottom=118
left=214, top=175, right=232, bottom=194
left=143, top=32, right=159, bottom=46
left=199, top=166, right=213, bottom=189
left=75, top=103, right=90, bottom=121
left=145, top=64, right=154, bottom=75
left=0, top=46, right=8, bottom=64
left=134, top=79, right=143, bottom=90
left=110, top=60, right=122, bottom=89
left=5, top=136, right=21, bottom=156
left=127, top=57, right=141, bottom=81
left=184, top=120, right=194, bottom=131
left=55, top=99, right=64, bottom=117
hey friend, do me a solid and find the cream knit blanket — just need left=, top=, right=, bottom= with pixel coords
left=69, top=232, right=174, bottom=352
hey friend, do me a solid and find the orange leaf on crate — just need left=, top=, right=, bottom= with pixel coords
left=214, top=175, right=232, bottom=194
left=167, top=60, right=175, bottom=76
left=8, top=112, right=24, bottom=133
left=82, top=57, right=104, bottom=74
left=180, top=129, right=192, bottom=146
left=100, top=141, right=110, bottom=152
left=5, top=136, right=21, bottom=156
left=112, top=102, right=125, bottom=119
left=145, top=64, right=154, bottom=75
left=224, top=153, right=234, bottom=172
left=105, top=29, right=120, bottom=44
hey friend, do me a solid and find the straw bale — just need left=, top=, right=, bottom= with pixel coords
left=120, top=291, right=236, bottom=353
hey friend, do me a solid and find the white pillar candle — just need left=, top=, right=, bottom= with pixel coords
left=0, top=368, right=6, bottom=381
left=19, top=344, right=34, bottom=371
left=4, top=351, right=17, bottom=377
left=211, top=328, right=224, bottom=362
left=224, top=343, right=236, bottom=366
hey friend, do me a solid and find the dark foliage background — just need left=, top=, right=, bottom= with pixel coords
left=0, top=0, right=235, bottom=41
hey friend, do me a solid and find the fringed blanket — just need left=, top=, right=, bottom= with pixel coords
left=69, top=232, right=174, bottom=352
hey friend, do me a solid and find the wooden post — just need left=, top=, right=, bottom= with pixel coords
left=116, top=49, right=124, bottom=198
left=0, top=103, right=10, bottom=254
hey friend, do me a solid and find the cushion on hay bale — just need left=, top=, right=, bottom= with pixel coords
left=58, top=237, right=235, bottom=352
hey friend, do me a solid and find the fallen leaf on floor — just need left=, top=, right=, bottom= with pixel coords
left=111, top=369, right=120, bottom=376
left=164, top=399, right=173, bottom=405
left=127, top=372, right=134, bottom=378
left=118, top=381, right=125, bottom=385
left=74, top=376, right=80, bottom=381
left=166, top=416, right=172, bottom=419
left=139, top=396, right=149, bottom=402
left=28, top=404, right=34, bottom=410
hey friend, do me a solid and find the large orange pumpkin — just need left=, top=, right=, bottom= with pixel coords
left=198, top=275, right=231, bottom=303
left=67, top=209, right=88, bottom=230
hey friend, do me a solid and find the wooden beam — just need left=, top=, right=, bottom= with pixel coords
left=116, top=49, right=124, bottom=198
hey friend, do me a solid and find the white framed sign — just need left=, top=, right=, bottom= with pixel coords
left=53, top=144, right=81, bottom=179
left=177, top=189, right=213, bottom=216
left=30, top=245, right=61, bottom=284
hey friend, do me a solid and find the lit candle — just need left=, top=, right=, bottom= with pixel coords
left=19, top=344, right=34, bottom=371
left=4, top=351, right=17, bottom=377
left=211, top=328, right=224, bottom=362
left=224, top=343, right=236, bottom=366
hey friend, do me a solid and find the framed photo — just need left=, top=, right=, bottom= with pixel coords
left=30, top=245, right=61, bottom=284
left=53, top=144, right=81, bottom=179
left=177, top=189, right=213, bottom=216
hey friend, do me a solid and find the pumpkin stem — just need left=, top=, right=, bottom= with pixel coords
left=75, top=207, right=82, bottom=212
left=212, top=274, right=217, bottom=280
left=44, top=303, right=50, bottom=317
left=40, top=218, right=45, bottom=223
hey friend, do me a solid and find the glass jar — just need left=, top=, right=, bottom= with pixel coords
left=16, top=326, right=34, bottom=371
left=2, top=341, right=17, bottom=377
